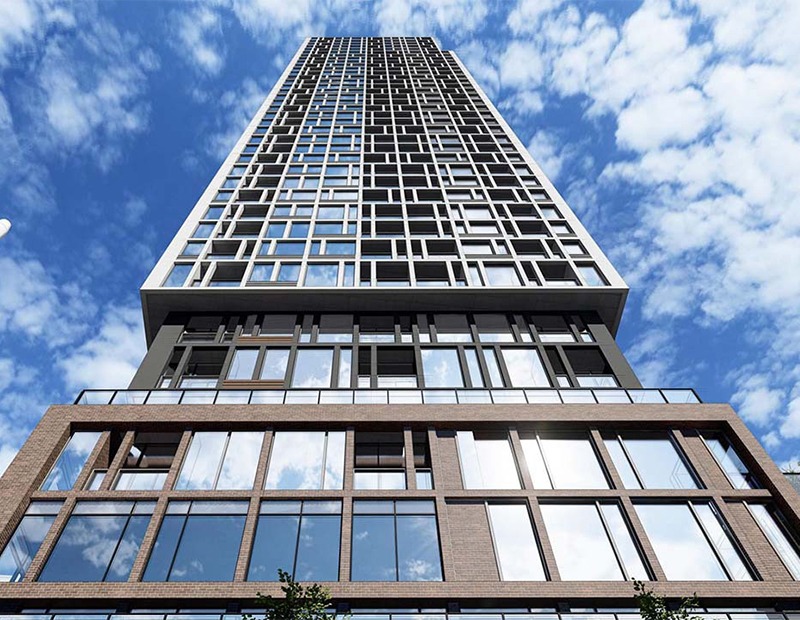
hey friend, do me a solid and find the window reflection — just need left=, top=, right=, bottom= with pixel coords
left=635, top=502, right=752, bottom=581
left=265, top=431, right=345, bottom=490
left=351, top=500, right=442, bottom=582
left=605, top=432, right=697, bottom=489
left=143, top=501, right=248, bottom=582
left=457, top=431, right=520, bottom=489
left=747, top=503, right=800, bottom=579
left=500, top=348, right=549, bottom=387
left=0, top=502, right=62, bottom=582
left=41, top=432, right=102, bottom=491
left=176, top=432, right=262, bottom=490
left=541, top=503, right=647, bottom=580
left=248, top=501, right=341, bottom=582
left=521, top=433, right=608, bottom=489
left=39, top=501, right=154, bottom=582
left=421, top=348, right=464, bottom=387
left=702, top=433, right=759, bottom=489
left=487, top=504, right=545, bottom=580
left=291, top=349, right=334, bottom=387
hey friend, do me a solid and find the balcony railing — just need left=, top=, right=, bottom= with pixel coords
left=74, top=387, right=701, bottom=406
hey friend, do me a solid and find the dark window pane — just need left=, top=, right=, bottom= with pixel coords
left=0, top=515, right=58, bottom=582
left=39, top=516, right=128, bottom=582
left=142, top=516, right=184, bottom=582
left=248, top=516, right=300, bottom=581
left=351, top=515, right=395, bottom=581
left=168, top=515, right=245, bottom=581
left=295, top=516, right=341, bottom=581
left=396, top=515, right=442, bottom=581
left=104, top=516, right=150, bottom=582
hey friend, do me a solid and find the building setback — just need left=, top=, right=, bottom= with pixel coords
left=0, top=36, right=799, bottom=619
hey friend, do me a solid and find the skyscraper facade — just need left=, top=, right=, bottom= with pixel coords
left=1, top=36, right=799, bottom=617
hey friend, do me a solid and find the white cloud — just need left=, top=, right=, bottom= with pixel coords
left=205, top=77, right=269, bottom=159
left=376, top=0, right=488, bottom=39
left=0, top=255, right=96, bottom=346
left=174, top=5, right=225, bottom=75
left=0, top=0, right=39, bottom=67
left=527, top=130, right=566, bottom=180
left=57, top=304, right=146, bottom=391
left=507, top=0, right=564, bottom=35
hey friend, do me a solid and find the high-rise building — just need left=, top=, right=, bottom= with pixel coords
left=1, top=36, right=799, bottom=618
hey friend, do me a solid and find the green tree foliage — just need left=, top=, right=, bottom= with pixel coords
left=245, top=569, right=337, bottom=620
left=633, top=580, right=701, bottom=620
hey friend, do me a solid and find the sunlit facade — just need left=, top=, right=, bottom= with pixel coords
left=0, top=36, right=799, bottom=616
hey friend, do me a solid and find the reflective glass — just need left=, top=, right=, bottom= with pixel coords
left=227, top=349, right=258, bottom=380
left=352, top=515, right=395, bottom=581
left=501, top=348, right=549, bottom=387
left=217, top=432, right=263, bottom=490
left=541, top=504, right=625, bottom=580
left=635, top=503, right=728, bottom=580
left=291, top=349, right=333, bottom=387
left=39, top=504, right=150, bottom=582
left=0, top=506, right=60, bottom=582
left=537, top=435, right=608, bottom=489
left=114, top=471, right=167, bottom=491
left=305, top=264, right=339, bottom=287
left=610, top=434, right=697, bottom=489
left=175, top=432, right=227, bottom=490
left=748, top=504, right=800, bottom=579
left=248, top=515, right=299, bottom=581
left=260, top=348, right=290, bottom=381
left=41, top=432, right=102, bottom=491
left=457, top=431, right=520, bottom=489
left=144, top=505, right=247, bottom=582
left=694, top=503, right=751, bottom=580
left=265, top=431, right=345, bottom=490
left=484, top=265, right=521, bottom=286
left=487, top=504, right=545, bottom=580
left=396, top=515, right=442, bottom=581
left=421, top=348, right=463, bottom=388
left=165, top=264, right=191, bottom=287
left=703, top=433, right=758, bottom=489
left=354, top=471, right=406, bottom=490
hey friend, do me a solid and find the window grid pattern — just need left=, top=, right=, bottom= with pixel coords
left=154, top=37, right=616, bottom=291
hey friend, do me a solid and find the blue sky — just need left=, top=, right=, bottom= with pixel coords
left=0, top=0, right=798, bottom=471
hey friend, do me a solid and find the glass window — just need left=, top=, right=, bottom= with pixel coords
left=260, top=348, right=290, bottom=381
left=541, top=503, right=647, bottom=580
left=114, top=470, right=168, bottom=491
left=354, top=470, right=406, bottom=490
left=521, top=432, right=608, bottom=489
left=605, top=432, right=697, bottom=489
left=265, top=223, right=286, bottom=238
left=352, top=500, right=441, bottom=582
left=457, top=431, right=520, bottom=489
left=291, top=348, right=334, bottom=387
left=635, top=502, right=752, bottom=581
left=143, top=501, right=248, bottom=582
left=702, top=432, right=759, bottom=489
left=289, top=222, right=310, bottom=238
left=227, top=348, right=258, bottom=380
left=325, top=241, right=355, bottom=255
left=41, top=432, right=102, bottom=491
left=484, top=265, right=521, bottom=286
left=434, top=314, right=472, bottom=342
left=277, top=263, right=301, bottom=282
left=421, top=348, right=464, bottom=388
left=0, top=502, right=62, bottom=582
left=250, top=263, right=274, bottom=282
left=487, top=503, right=545, bottom=580
left=747, top=503, right=800, bottom=579
left=39, top=501, right=154, bottom=582
left=475, top=314, right=514, bottom=342
left=305, top=264, right=339, bottom=286
left=176, top=432, right=263, bottom=490
left=500, top=347, right=549, bottom=387
left=164, top=264, right=192, bottom=287
left=265, top=431, right=345, bottom=490
left=248, top=501, right=341, bottom=582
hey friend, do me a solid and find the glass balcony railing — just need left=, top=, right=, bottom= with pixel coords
left=74, top=387, right=701, bottom=406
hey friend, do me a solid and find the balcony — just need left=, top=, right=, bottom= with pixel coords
left=74, top=387, right=701, bottom=406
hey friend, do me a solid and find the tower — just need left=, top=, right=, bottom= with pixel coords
left=1, top=36, right=798, bottom=615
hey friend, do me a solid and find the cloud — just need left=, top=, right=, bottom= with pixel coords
left=173, top=4, right=225, bottom=75
left=57, top=304, right=146, bottom=391
left=375, top=0, right=488, bottom=39
left=204, top=77, right=270, bottom=159
left=527, top=130, right=567, bottom=181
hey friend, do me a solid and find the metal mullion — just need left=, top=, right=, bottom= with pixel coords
left=165, top=511, right=191, bottom=582
left=594, top=500, right=630, bottom=580
left=534, top=433, right=556, bottom=490
left=484, top=501, right=506, bottom=580
left=616, top=434, right=646, bottom=489
left=667, top=429, right=702, bottom=488
left=688, top=500, right=735, bottom=580
left=213, top=432, right=232, bottom=490
left=290, top=507, right=304, bottom=578
left=393, top=505, right=400, bottom=581
left=100, top=510, right=134, bottom=582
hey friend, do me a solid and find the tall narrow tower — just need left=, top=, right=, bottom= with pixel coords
left=1, top=36, right=799, bottom=617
